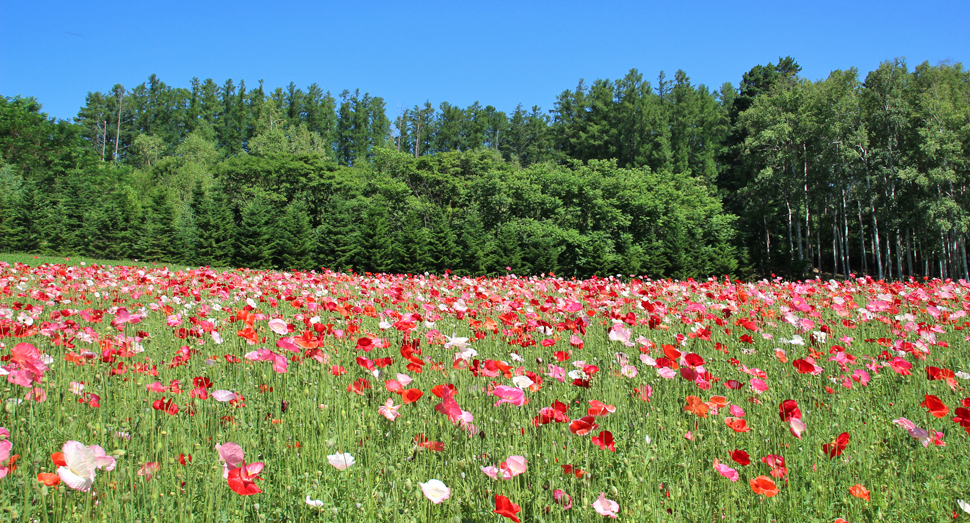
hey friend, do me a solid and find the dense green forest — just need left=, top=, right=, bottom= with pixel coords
left=1, top=57, right=968, bottom=280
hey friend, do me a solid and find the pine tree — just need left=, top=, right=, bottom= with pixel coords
left=457, top=208, right=498, bottom=275
left=8, top=181, right=43, bottom=253
left=135, top=186, right=179, bottom=262
left=397, top=208, right=433, bottom=274
left=359, top=202, right=399, bottom=273
left=428, top=208, right=459, bottom=274
left=273, top=201, right=315, bottom=270
left=174, top=201, right=199, bottom=265
left=192, top=184, right=235, bottom=267
left=233, top=198, right=274, bottom=269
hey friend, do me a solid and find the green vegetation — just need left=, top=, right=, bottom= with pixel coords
left=1, top=58, right=969, bottom=279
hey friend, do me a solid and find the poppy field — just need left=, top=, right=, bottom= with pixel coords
left=0, top=259, right=969, bottom=522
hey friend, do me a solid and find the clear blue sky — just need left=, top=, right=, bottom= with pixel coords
left=2, top=0, right=968, bottom=122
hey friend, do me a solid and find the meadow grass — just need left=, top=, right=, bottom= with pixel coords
left=0, top=255, right=967, bottom=522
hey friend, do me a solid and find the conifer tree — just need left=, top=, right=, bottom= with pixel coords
left=8, top=181, right=43, bottom=253
left=192, top=184, right=235, bottom=267
left=457, top=208, right=498, bottom=275
left=136, top=186, right=179, bottom=262
left=397, top=208, right=433, bottom=274
left=273, top=201, right=315, bottom=270
left=428, top=208, right=459, bottom=274
left=233, top=197, right=274, bottom=269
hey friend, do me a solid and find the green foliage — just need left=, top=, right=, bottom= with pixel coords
left=136, top=186, right=179, bottom=262
left=14, top=60, right=970, bottom=280
left=233, top=197, right=275, bottom=269
left=273, top=200, right=316, bottom=271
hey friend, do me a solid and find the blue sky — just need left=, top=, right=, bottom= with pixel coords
left=3, top=0, right=968, bottom=122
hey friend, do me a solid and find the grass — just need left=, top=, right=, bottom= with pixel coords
left=0, top=254, right=967, bottom=522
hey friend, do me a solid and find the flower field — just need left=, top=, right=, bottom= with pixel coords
left=1, top=259, right=969, bottom=522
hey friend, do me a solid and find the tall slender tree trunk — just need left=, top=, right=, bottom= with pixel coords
left=113, top=87, right=125, bottom=162
left=873, top=215, right=883, bottom=280
left=833, top=219, right=840, bottom=278
left=906, top=228, right=913, bottom=278
left=895, top=233, right=903, bottom=281
left=842, top=192, right=850, bottom=277
left=764, top=216, right=771, bottom=274
left=857, top=200, right=868, bottom=276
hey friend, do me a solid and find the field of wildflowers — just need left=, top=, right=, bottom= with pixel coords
left=0, top=258, right=968, bottom=522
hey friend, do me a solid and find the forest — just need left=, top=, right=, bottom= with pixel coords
left=1, top=56, right=968, bottom=280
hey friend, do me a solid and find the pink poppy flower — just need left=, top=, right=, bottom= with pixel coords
left=378, top=398, right=401, bottom=422
left=713, top=459, right=739, bottom=481
left=327, top=452, right=355, bottom=470
left=592, top=492, right=619, bottom=518
left=57, top=441, right=116, bottom=492
left=491, top=385, right=526, bottom=407
left=553, top=489, right=573, bottom=509
left=419, top=479, right=450, bottom=503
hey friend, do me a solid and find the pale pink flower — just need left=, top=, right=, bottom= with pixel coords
left=378, top=398, right=401, bottom=421
left=268, top=318, right=289, bottom=335
left=216, top=442, right=245, bottom=478
left=592, top=492, right=619, bottom=518
left=138, top=462, right=161, bottom=480
left=419, top=479, right=451, bottom=504
left=481, top=455, right=527, bottom=480
left=327, top=452, right=355, bottom=470
left=211, top=390, right=237, bottom=402
left=57, top=441, right=117, bottom=492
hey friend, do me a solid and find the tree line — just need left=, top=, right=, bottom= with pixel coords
left=1, top=57, right=968, bottom=280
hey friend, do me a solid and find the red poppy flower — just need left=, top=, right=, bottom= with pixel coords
left=51, top=452, right=67, bottom=467
left=494, top=495, right=521, bottom=522
left=561, top=464, right=586, bottom=478
left=355, top=357, right=375, bottom=371
left=684, top=396, right=709, bottom=418
left=761, top=454, right=787, bottom=478
left=779, top=400, right=801, bottom=422
left=401, top=389, right=423, bottom=404
left=953, top=407, right=970, bottom=430
left=849, top=484, right=870, bottom=501
left=925, top=367, right=955, bottom=381
left=587, top=400, right=616, bottom=417
left=591, top=430, right=615, bottom=452
left=568, top=416, right=599, bottom=436
left=750, top=475, right=778, bottom=497
left=684, top=353, right=705, bottom=367
left=431, top=384, right=456, bottom=398
left=731, top=449, right=750, bottom=466
left=413, top=434, right=444, bottom=452
left=792, top=359, right=817, bottom=374
left=823, top=432, right=850, bottom=458
left=37, top=472, right=60, bottom=486
left=725, top=417, right=751, bottom=433
left=921, top=394, right=949, bottom=418
left=227, top=463, right=263, bottom=495
left=152, top=397, right=179, bottom=415
left=663, top=345, right=681, bottom=360
left=347, top=378, right=372, bottom=395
